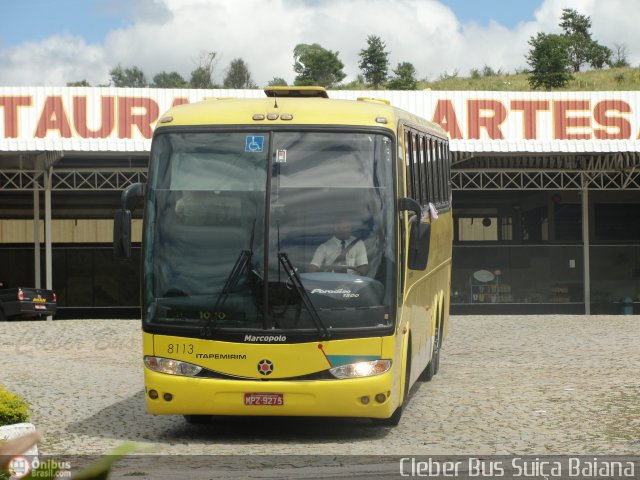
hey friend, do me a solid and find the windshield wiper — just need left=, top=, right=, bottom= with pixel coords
left=201, top=249, right=252, bottom=337
left=202, top=219, right=256, bottom=338
left=278, top=252, right=330, bottom=340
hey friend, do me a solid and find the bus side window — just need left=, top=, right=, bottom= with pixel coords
left=432, top=139, right=441, bottom=203
left=404, top=130, right=414, bottom=199
left=412, top=133, right=422, bottom=204
left=425, top=137, right=434, bottom=204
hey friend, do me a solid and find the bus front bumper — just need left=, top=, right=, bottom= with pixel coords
left=144, top=369, right=398, bottom=418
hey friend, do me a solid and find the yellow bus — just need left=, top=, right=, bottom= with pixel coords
left=114, top=86, right=452, bottom=426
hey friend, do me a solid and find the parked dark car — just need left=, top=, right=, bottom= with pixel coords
left=0, top=286, right=57, bottom=320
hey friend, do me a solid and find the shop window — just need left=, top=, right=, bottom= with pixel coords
left=554, top=204, right=581, bottom=241
left=521, top=206, right=548, bottom=242
left=458, top=217, right=498, bottom=241
left=595, top=204, right=640, bottom=241
left=500, top=216, right=513, bottom=241
left=451, top=245, right=585, bottom=305
left=590, top=245, right=640, bottom=313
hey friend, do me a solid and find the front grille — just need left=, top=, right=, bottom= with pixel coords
left=196, top=368, right=335, bottom=381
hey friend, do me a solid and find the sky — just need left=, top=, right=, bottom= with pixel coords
left=0, top=0, right=638, bottom=87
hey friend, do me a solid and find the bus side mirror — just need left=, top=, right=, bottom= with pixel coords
left=113, top=182, right=145, bottom=259
left=408, top=219, right=431, bottom=271
left=398, top=197, right=422, bottom=220
left=114, top=209, right=132, bottom=259
left=121, top=182, right=146, bottom=211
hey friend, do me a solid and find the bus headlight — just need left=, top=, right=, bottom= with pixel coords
left=144, top=356, right=203, bottom=376
left=329, top=359, right=392, bottom=379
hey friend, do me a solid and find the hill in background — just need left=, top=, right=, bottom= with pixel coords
left=417, top=66, right=640, bottom=91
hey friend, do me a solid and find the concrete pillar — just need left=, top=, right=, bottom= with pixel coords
left=44, top=168, right=53, bottom=320
left=33, top=188, right=40, bottom=288
left=581, top=183, right=590, bottom=315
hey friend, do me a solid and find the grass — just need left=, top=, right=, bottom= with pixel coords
left=340, top=66, right=640, bottom=92
left=429, top=67, right=640, bottom=91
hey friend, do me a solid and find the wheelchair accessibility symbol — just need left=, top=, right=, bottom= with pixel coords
left=245, top=135, right=265, bottom=153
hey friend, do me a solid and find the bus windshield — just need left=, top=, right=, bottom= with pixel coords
left=144, top=130, right=395, bottom=336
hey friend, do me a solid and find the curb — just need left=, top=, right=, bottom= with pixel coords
left=0, top=422, right=39, bottom=456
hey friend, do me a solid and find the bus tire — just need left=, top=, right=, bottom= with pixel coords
left=432, top=323, right=441, bottom=376
left=419, top=319, right=440, bottom=382
left=420, top=358, right=435, bottom=382
left=184, top=414, right=210, bottom=425
left=0, top=309, right=5, bottom=321
left=372, top=341, right=411, bottom=427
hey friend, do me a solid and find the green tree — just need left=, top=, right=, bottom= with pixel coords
left=589, top=43, right=613, bottom=70
left=109, top=64, right=148, bottom=87
left=342, top=74, right=367, bottom=90
left=67, top=80, right=91, bottom=87
left=358, top=35, right=389, bottom=89
left=559, top=8, right=611, bottom=71
left=293, top=43, right=346, bottom=87
left=526, top=33, right=573, bottom=90
left=189, top=51, right=218, bottom=88
left=189, top=67, right=213, bottom=88
left=223, top=58, right=258, bottom=89
left=387, top=62, right=418, bottom=90
left=611, top=43, right=630, bottom=68
left=268, top=77, right=288, bottom=86
left=152, top=71, right=188, bottom=88
left=481, top=65, right=502, bottom=77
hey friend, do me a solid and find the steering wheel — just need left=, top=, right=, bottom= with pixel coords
left=326, top=264, right=349, bottom=273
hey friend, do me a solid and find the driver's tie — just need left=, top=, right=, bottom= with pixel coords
left=334, top=240, right=347, bottom=272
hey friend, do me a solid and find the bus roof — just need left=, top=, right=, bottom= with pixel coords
left=156, top=88, right=447, bottom=138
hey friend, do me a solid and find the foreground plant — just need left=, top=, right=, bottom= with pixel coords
left=1, top=434, right=137, bottom=480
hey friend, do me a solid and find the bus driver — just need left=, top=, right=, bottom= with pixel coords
left=308, top=216, right=368, bottom=276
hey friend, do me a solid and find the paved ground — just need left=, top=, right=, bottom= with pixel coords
left=1, top=315, right=639, bottom=476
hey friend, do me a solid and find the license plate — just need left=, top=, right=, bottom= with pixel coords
left=244, top=393, right=284, bottom=406
left=35, top=305, right=46, bottom=310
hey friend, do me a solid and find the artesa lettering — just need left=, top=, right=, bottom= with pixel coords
left=431, top=98, right=634, bottom=140
left=244, top=334, right=287, bottom=342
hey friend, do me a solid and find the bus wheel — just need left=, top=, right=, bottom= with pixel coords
left=371, top=342, right=411, bottom=427
left=419, top=324, right=440, bottom=382
left=432, top=324, right=441, bottom=375
left=0, top=309, right=5, bottom=321
left=184, top=415, right=210, bottom=425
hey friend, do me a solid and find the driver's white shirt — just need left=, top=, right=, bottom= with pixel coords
left=310, top=235, right=367, bottom=274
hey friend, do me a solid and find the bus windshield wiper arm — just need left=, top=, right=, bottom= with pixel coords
left=202, top=220, right=256, bottom=337
left=201, top=249, right=252, bottom=337
left=278, top=252, right=330, bottom=340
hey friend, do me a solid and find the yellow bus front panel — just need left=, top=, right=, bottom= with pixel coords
left=143, top=332, right=403, bottom=418
left=144, top=369, right=397, bottom=418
